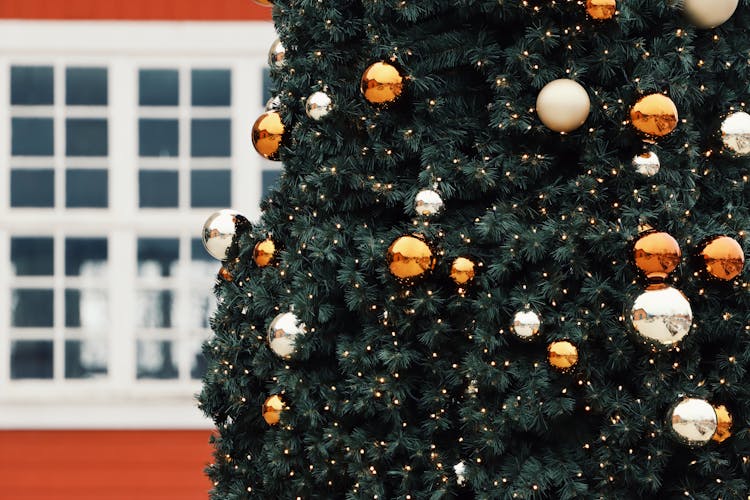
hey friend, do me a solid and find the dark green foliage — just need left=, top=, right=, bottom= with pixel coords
left=199, top=0, right=750, bottom=497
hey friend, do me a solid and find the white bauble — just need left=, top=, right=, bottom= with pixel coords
left=536, top=79, right=591, bottom=133
left=683, top=0, right=738, bottom=29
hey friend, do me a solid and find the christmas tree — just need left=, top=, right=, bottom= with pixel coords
left=199, top=0, right=750, bottom=497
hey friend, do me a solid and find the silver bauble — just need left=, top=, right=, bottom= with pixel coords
left=721, top=111, right=750, bottom=155
left=305, top=91, right=333, bottom=120
left=201, top=209, right=248, bottom=261
left=267, top=312, right=307, bottom=359
left=414, top=189, right=444, bottom=217
left=668, top=397, right=718, bottom=446
left=510, top=310, right=541, bottom=340
left=265, top=95, right=281, bottom=111
left=632, top=151, right=660, bottom=176
left=268, top=38, right=286, bottom=68
left=630, top=285, right=692, bottom=348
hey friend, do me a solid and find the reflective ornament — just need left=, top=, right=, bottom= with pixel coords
left=536, top=79, right=590, bottom=133
left=262, top=395, right=285, bottom=425
left=632, top=151, right=660, bottom=176
left=712, top=405, right=733, bottom=443
left=721, top=111, right=750, bottom=155
left=700, top=236, right=744, bottom=281
left=252, top=0, right=273, bottom=5
left=202, top=209, right=248, bottom=260
left=252, top=111, right=284, bottom=161
left=547, top=341, right=579, bottom=371
left=219, top=267, right=233, bottom=282
left=267, top=312, right=307, bottom=359
left=450, top=257, right=476, bottom=286
left=305, top=91, right=333, bottom=120
left=630, top=94, right=678, bottom=137
left=361, top=61, right=404, bottom=105
left=268, top=38, right=286, bottom=68
left=633, top=232, right=681, bottom=281
left=630, top=285, right=692, bottom=347
left=683, top=0, right=738, bottom=29
left=253, top=238, right=276, bottom=268
left=510, top=310, right=542, bottom=341
left=668, top=397, right=718, bottom=446
left=465, top=379, right=479, bottom=396
left=454, top=461, right=467, bottom=487
left=387, top=235, right=436, bottom=282
left=265, top=95, right=281, bottom=111
left=414, top=189, right=444, bottom=217
left=586, top=0, right=616, bottom=19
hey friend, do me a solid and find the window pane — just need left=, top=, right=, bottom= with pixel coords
left=66, top=169, right=108, bottom=208
left=138, top=238, right=179, bottom=277
left=11, top=66, right=53, bottom=105
left=139, top=119, right=178, bottom=157
left=262, top=67, right=272, bottom=105
left=137, top=290, right=173, bottom=328
left=11, top=237, right=54, bottom=276
left=12, top=289, right=54, bottom=327
left=191, top=119, right=230, bottom=157
left=66, top=118, right=108, bottom=156
left=139, top=170, right=178, bottom=208
left=190, top=290, right=213, bottom=329
left=137, top=340, right=178, bottom=379
left=190, top=339, right=207, bottom=379
left=11, top=340, right=53, bottom=379
left=191, top=237, right=213, bottom=262
left=11, top=169, right=54, bottom=207
left=139, top=69, right=178, bottom=106
left=191, top=169, right=230, bottom=207
left=262, top=169, right=282, bottom=196
left=65, top=339, right=108, bottom=379
left=12, top=118, right=53, bottom=156
left=192, top=69, right=230, bottom=106
left=66, top=288, right=108, bottom=328
left=65, top=238, right=108, bottom=276
left=66, top=67, right=107, bottom=105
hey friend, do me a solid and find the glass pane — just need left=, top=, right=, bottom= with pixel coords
left=191, top=119, right=230, bottom=157
left=262, top=169, right=282, bottom=197
left=11, top=237, right=54, bottom=276
left=65, top=238, right=108, bottom=276
left=190, top=169, right=230, bottom=207
left=192, top=69, right=230, bottom=106
left=262, top=67, right=272, bottom=105
left=137, top=290, right=173, bottom=328
left=12, top=289, right=54, bottom=327
left=11, top=169, right=54, bottom=207
left=66, top=288, right=108, bottom=328
left=66, top=169, right=108, bottom=208
left=189, top=290, right=213, bottom=329
left=139, top=119, right=178, bottom=157
left=12, top=118, right=53, bottom=156
left=11, top=340, right=53, bottom=379
left=191, top=237, right=213, bottom=262
left=66, top=67, right=108, bottom=105
left=11, top=66, right=53, bottom=105
left=137, top=340, right=178, bottom=379
left=190, top=338, right=207, bottom=379
left=66, top=118, right=108, bottom=156
left=139, top=69, right=178, bottom=106
left=138, top=238, right=179, bottom=277
left=65, top=339, right=108, bottom=379
left=139, top=170, right=178, bottom=208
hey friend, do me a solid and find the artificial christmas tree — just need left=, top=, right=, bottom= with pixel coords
left=199, top=0, right=750, bottom=497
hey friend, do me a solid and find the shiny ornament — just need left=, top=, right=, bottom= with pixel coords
left=201, top=209, right=248, bottom=261
left=712, top=405, right=733, bottom=443
left=668, top=397, right=718, bottom=446
left=262, top=395, right=285, bottom=425
left=253, top=238, right=276, bottom=268
left=267, top=311, right=307, bottom=359
left=268, top=38, right=286, bottom=68
left=683, top=0, right=738, bottom=29
left=630, top=94, right=679, bottom=137
left=454, top=462, right=467, bottom=486
left=219, top=267, right=233, bottom=282
left=450, top=257, right=476, bottom=286
left=586, top=0, right=616, bottom=19
left=251, top=111, right=284, bottom=161
left=536, top=79, right=590, bottom=133
left=387, top=235, right=436, bottom=282
left=630, top=285, right=692, bottom=347
left=265, top=95, right=281, bottom=111
left=510, top=310, right=541, bottom=341
left=721, top=111, right=750, bottom=155
left=632, top=151, right=660, bottom=176
left=633, top=232, right=681, bottom=281
left=700, top=236, right=744, bottom=281
left=547, top=341, right=579, bottom=371
left=361, top=61, right=404, bottom=105
left=414, top=189, right=444, bottom=217
left=305, top=91, right=333, bottom=120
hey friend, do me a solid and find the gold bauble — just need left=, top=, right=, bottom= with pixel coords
left=630, top=94, right=678, bottom=137
left=700, top=236, right=744, bottom=281
left=262, top=395, right=285, bottom=425
left=536, top=79, right=591, bottom=133
left=361, top=62, right=404, bottom=105
left=683, top=0, right=739, bottom=29
left=251, top=111, right=284, bottom=161
left=633, top=232, right=681, bottom=281
left=219, top=267, right=233, bottom=282
left=387, top=235, right=436, bottom=282
left=450, top=257, right=476, bottom=285
left=586, top=0, right=616, bottom=19
left=712, top=405, right=733, bottom=443
left=547, top=341, right=579, bottom=371
left=254, top=238, right=277, bottom=267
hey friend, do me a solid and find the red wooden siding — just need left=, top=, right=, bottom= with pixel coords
left=0, top=430, right=214, bottom=500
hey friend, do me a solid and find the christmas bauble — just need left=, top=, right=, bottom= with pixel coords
left=633, top=232, right=681, bottom=281
left=630, top=285, right=692, bottom=347
left=668, top=397, right=717, bottom=446
left=536, top=79, right=590, bottom=133
left=700, top=236, right=744, bottom=281
left=586, top=0, right=616, bottom=19
left=201, top=209, right=249, bottom=261
left=267, top=312, right=307, bottom=359
left=630, top=94, right=679, bottom=137
left=414, top=189, right=444, bottom=217
left=268, top=38, right=286, bottom=68
left=387, top=235, right=436, bottom=282
left=251, top=111, right=284, bottom=161
left=219, top=267, right=233, bottom=282
left=305, top=91, right=333, bottom=120
left=683, top=0, right=739, bottom=29
left=262, top=395, right=285, bottom=425
left=265, top=95, right=281, bottom=111
left=361, top=62, right=404, bottom=105
left=510, top=310, right=542, bottom=341
left=253, top=238, right=276, bottom=267
left=547, top=340, right=579, bottom=371
left=450, top=257, right=476, bottom=285
left=712, top=404, right=733, bottom=443
left=721, top=111, right=750, bottom=155
left=632, top=151, right=660, bottom=176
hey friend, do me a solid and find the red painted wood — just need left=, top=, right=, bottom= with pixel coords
left=0, top=0, right=272, bottom=21
left=0, top=430, right=215, bottom=500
